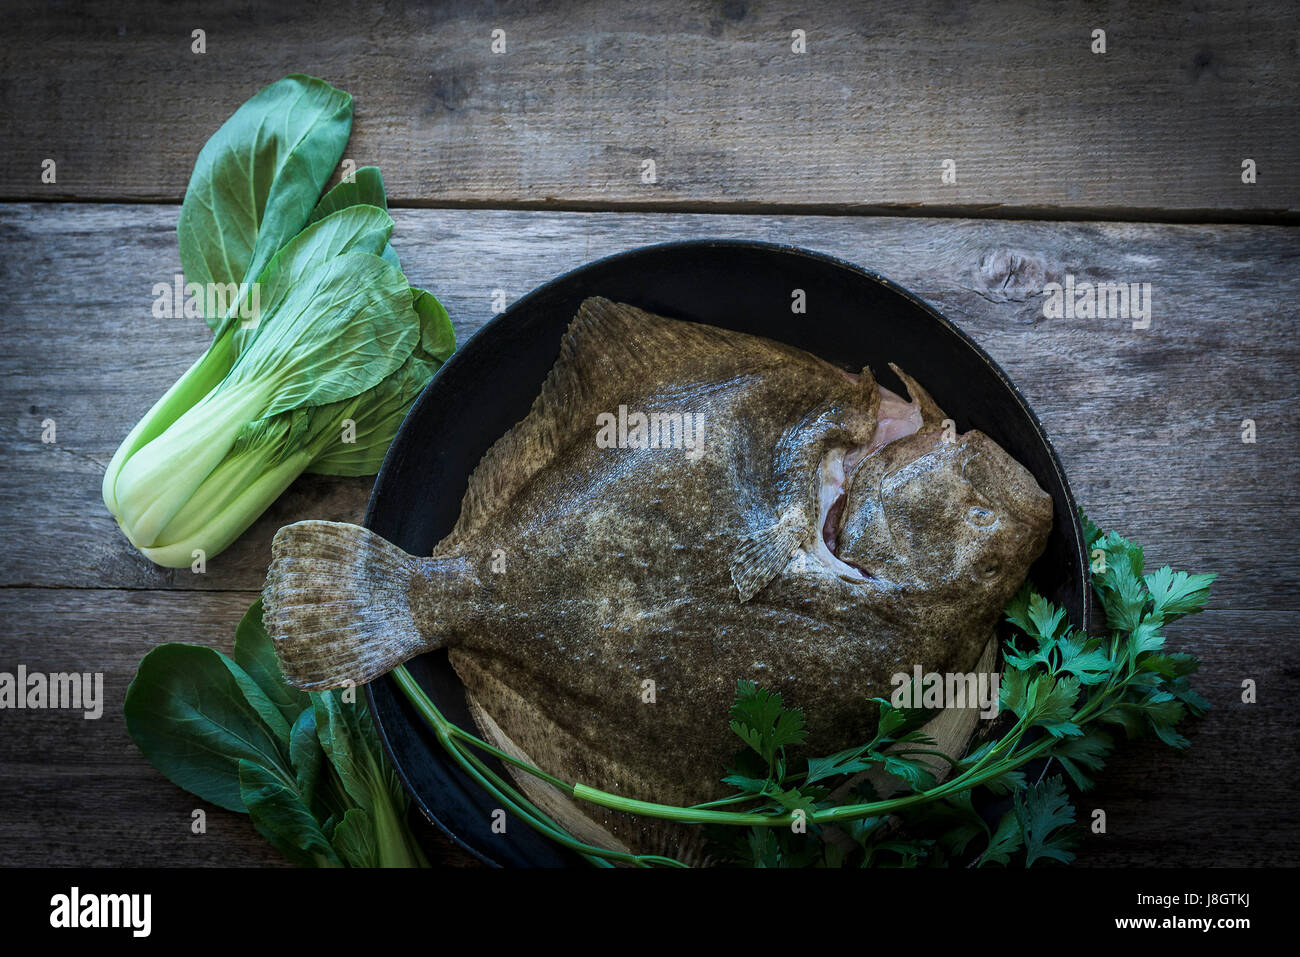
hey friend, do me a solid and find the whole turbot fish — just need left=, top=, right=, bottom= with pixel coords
left=264, top=297, right=1053, bottom=861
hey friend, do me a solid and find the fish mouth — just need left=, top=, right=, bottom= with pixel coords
left=813, top=448, right=871, bottom=581
left=821, top=432, right=1052, bottom=587
left=813, top=383, right=926, bottom=580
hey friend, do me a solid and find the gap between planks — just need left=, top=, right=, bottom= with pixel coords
left=5, top=195, right=1299, bottom=227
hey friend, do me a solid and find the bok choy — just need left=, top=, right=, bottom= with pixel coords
left=102, top=75, right=453, bottom=567
left=125, top=600, right=429, bottom=867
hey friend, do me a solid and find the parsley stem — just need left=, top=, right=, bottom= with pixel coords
left=397, top=663, right=1063, bottom=834
left=392, top=665, right=688, bottom=867
left=689, top=792, right=770, bottom=810
left=443, top=722, right=574, bottom=793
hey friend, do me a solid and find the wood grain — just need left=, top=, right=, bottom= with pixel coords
left=0, top=588, right=480, bottom=867
left=1, top=202, right=1297, bottom=865
left=0, top=0, right=1296, bottom=218
left=3, top=204, right=1296, bottom=612
left=0, top=584, right=1292, bottom=865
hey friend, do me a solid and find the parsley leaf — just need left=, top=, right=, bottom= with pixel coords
left=1016, top=776, right=1077, bottom=867
left=1054, top=632, right=1113, bottom=685
left=1052, top=729, right=1114, bottom=790
left=980, top=809, right=1025, bottom=866
left=729, top=679, right=807, bottom=765
left=1145, top=566, right=1217, bottom=622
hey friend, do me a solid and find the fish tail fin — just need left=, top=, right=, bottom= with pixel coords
left=263, top=520, right=447, bottom=690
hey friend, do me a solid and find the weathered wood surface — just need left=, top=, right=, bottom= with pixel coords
left=0, top=588, right=479, bottom=868
left=1, top=203, right=1297, bottom=865
left=1, top=0, right=1296, bottom=219
left=4, top=205, right=1297, bottom=610
left=0, top=586, right=1290, bottom=867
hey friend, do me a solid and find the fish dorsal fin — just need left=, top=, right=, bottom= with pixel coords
left=440, top=297, right=735, bottom=550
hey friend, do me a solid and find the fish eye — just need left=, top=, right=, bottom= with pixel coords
left=967, top=505, right=996, bottom=527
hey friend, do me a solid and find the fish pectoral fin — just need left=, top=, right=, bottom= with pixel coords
left=729, top=511, right=805, bottom=602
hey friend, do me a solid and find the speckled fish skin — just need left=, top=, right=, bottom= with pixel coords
left=264, top=297, right=1053, bottom=858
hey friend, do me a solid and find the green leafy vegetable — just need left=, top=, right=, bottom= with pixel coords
left=239, top=759, right=342, bottom=868
left=177, top=74, right=353, bottom=335
left=307, top=166, right=390, bottom=226
left=126, top=600, right=428, bottom=868
left=112, top=251, right=421, bottom=563
left=234, top=596, right=310, bottom=731
left=103, top=75, right=455, bottom=567
left=331, top=809, right=381, bottom=868
left=124, top=642, right=290, bottom=813
left=312, top=690, right=427, bottom=867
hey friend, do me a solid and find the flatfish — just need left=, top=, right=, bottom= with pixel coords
left=264, top=297, right=1053, bottom=860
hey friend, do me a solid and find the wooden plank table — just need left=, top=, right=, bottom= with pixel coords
left=1, top=0, right=1296, bottom=868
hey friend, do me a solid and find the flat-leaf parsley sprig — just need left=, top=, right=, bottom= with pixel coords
left=704, top=510, right=1215, bottom=866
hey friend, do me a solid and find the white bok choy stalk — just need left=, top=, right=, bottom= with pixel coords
left=109, top=248, right=414, bottom=564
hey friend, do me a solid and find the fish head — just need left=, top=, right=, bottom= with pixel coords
left=835, top=430, right=1053, bottom=607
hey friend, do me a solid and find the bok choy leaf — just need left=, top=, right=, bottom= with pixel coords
left=178, top=74, right=353, bottom=335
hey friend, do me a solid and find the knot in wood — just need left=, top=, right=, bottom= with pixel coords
left=974, top=246, right=1046, bottom=303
